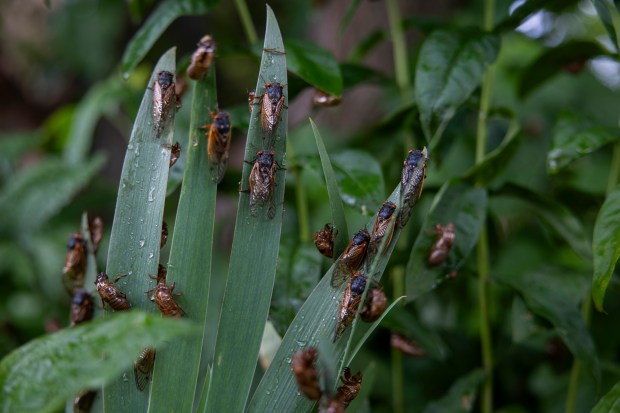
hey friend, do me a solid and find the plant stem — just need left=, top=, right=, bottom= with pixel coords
left=286, top=140, right=310, bottom=242
left=391, top=267, right=405, bottom=413
left=476, top=2, right=495, bottom=412
left=233, top=0, right=258, bottom=45
left=386, top=0, right=410, bottom=101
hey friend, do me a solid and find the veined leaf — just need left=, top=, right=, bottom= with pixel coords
left=592, top=186, right=620, bottom=312
left=0, top=312, right=197, bottom=413
left=103, top=48, right=176, bottom=413
left=147, top=51, right=219, bottom=412
left=331, top=150, right=385, bottom=211
left=406, top=179, right=487, bottom=301
left=285, top=39, right=343, bottom=97
left=202, top=7, right=288, bottom=412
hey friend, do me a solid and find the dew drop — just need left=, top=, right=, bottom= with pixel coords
left=138, top=239, right=146, bottom=248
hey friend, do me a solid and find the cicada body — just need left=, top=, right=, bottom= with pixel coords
left=247, top=150, right=279, bottom=219
left=334, top=273, right=367, bottom=341
left=260, top=82, right=285, bottom=135
left=160, top=220, right=168, bottom=249
left=70, top=289, right=94, bottom=327
left=187, top=35, right=216, bottom=80
left=331, top=229, right=370, bottom=288
left=428, top=223, right=455, bottom=266
left=169, top=142, right=181, bottom=168
left=88, top=216, right=104, bottom=255
left=397, top=149, right=428, bottom=229
left=367, top=201, right=397, bottom=264
left=134, top=347, right=156, bottom=391
left=313, top=223, right=336, bottom=259
left=95, top=273, right=130, bottom=312
left=205, top=111, right=232, bottom=183
left=149, top=275, right=184, bottom=318
left=63, top=233, right=86, bottom=296
left=152, top=70, right=176, bottom=138
left=336, top=367, right=363, bottom=408
left=291, top=347, right=321, bottom=400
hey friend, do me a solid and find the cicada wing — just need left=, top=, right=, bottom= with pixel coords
left=134, top=348, right=156, bottom=391
left=215, top=151, right=229, bottom=184
left=330, top=260, right=349, bottom=288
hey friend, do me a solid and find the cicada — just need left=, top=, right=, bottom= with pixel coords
left=73, top=390, right=96, bottom=413
left=205, top=111, right=232, bottom=183
left=336, top=367, right=362, bottom=408
left=397, top=148, right=428, bottom=229
left=313, top=223, right=336, bottom=259
left=247, top=89, right=256, bottom=113
left=334, top=273, right=367, bottom=341
left=187, top=35, right=216, bottom=80
left=367, top=201, right=397, bottom=264
left=134, top=347, right=156, bottom=391
left=291, top=347, right=321, bottom=400
left=260, top=82, right=285, bottom=135
left=63, top=233, right=86, bottom=296
left=330, top=229, right=370, bottom=288
left=148, top=272, right=184, bottom=318
left=312, top=89, right=341, bottom=107
left=245, top=150, right=282, bottom=219
left=70, top=289, right=94, bottom=327
left=169, top=142, right=181, bottom=168
left=428, top=223, right=455, bottom=266
left=88, top=216, right=104, bottom=255
left=95, top=273, right=131, bottom=312
left=359, top=286, right=387, bottom=323
left=152, top=70, right=176, bottom=138
left=160, top=220, right=168, bottom=249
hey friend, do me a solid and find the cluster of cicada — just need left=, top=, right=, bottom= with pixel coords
left=291, top=347, right=362, bottom=412
left=327, top=149, right=429, bottom=341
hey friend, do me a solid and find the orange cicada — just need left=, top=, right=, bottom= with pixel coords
left=428, top=223, right=455, bottom=266
left=152, top=70, right=176, bottom=138
left=63, top=233, right=86, bottom=296
left=331, top=229, right=370, bottom=288
left=95, top=273, right=130, bottom=312
left=187, top=35, right=216, bottom=80
left=260, top=82, right=285, bottom=135
left=204, top=111, right=232, bottom=183
left=134, top=347, right=156, bottom=391
left=397, top=149, right=428, bottom=229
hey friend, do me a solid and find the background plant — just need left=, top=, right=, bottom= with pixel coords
left=2, top=0, right=620, bottom=412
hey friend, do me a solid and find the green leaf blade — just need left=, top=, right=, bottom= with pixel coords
left=285, top=39, right=343, bottom=96
left=103, top=48, right=176, bottom=413
left=592, top=186, right=620, bottom=311
left=591, top=380, right=620, bottom=412
left=203, top=6, right=288, bottom=412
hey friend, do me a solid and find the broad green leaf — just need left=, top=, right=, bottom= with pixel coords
left=248, top=174, right=422, bottom=412
left=0, top=312, right=197, bottom=413
left=148, top=52, right=219, bottom=412
left=103, top=48, right=176, bottom=413
left=415, top=29, right=500, bottom=142
left=592, top=0, right=620, bottom=53
left=203, top=7, right=288, bottom=412
left=406, top=180, right=487, bottom=301
left=120, top=0, right=216, bottom=78
left=422, top=370, right=484, bottom=413
left=591, top=380, right=620, bottom=412
left=285, top=39, right=343, bottom=97
left=495, top=0, right=581, bottom=31
left=592, top=186, right=620, bottom=312
left=462, top=108, right=521, bottom=185
left=0, top=156, right=104, bottom=236
left=496, top=269, right=601, bottom=384
left=310, top=119, right=349, bottom=258
left=548, top=112, right=617, bottom=174
left=517, top=41, right=609, bottom=99
left=331, top=150, right=385, bottom=211
left=497, top=184, right=592, bottom=261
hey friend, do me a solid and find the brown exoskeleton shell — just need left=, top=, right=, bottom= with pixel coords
left=313, top=223, right=336, bottom=259
left=148, top=273, right=185, bottom=318
left=291, top=347, right=321, bottom=400
left=187, top=35, right=216, bottom=80
left=63, top=233, right=86, bottom=296
left=88, top=216, right=104, bottom=255
left=169, top=142, right=181, bottom=168
left=95, top=273, right=130, bottom=311
left=336, top=367, right=362, bottom=408
left=428, top=223, right=455, bottom=266
left=359, top=286, right=387, bottom=323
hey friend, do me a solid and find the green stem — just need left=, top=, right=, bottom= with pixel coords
left=286, top=140, right=310, bottom=242
left=391, top=267, right=405, bottom=413
left=386, top=0, right=410, bottom=100
left=233, top=0, right=258, bottom=45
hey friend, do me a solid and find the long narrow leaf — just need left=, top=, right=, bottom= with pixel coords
left=591, top=380, right=620, bottom=412
left=147, top=55, right=218, bottom=412
left=203, top=6, right=288, bottom=412
left=310, top=119, right=349, bottom=258
left=103, top=48, right=176, bottom=413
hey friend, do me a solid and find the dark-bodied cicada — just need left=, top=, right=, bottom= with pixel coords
left=187, top=35, right=216, bottom=80
left=331, top=229, right=370, bottom=288
left=63, top=233, right=86, bottom=296
left=244, top=150, right=283, bottom=219
left=134, top=347, right=156, bottom=391
left=334, top=273, right=367, bottom=341
left=312, top=89, right=341, bottom=107
left=152, top=70, right=176, bottom=138
left=204, top=111, right=232, bottom=183
left=73, top=390, right=96, bottom=413
left=359, top=286, right=387, bottom=323
left=148, top=272, right=185, bottom=318
left=367, top=201, right=397, bottom=264
left=428, top=223, right=455, bottom=266
left=95, top=273, right=131, bottom=312
left=336, top=367, right=362, bottom=408
left=70, top=289, right=94, bottom=327
left=260, top=82, right=285, bottom=136
left=169, top=142, right=181, bottom=168
left=160, top=220, right=168, bottom=249
left=313, top=223, right=336, bottom=259
left=398, top=148, right=428, bottom=229
left=88, top=216, right=104, bottom=255
left=291, top=347, right=321, bottom=400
